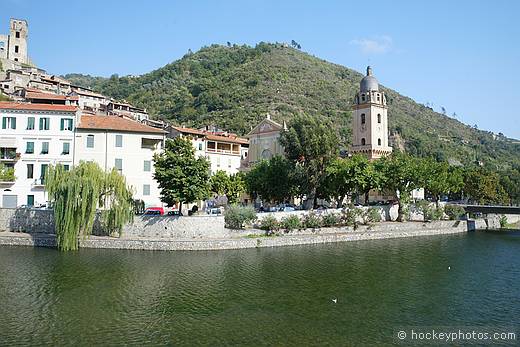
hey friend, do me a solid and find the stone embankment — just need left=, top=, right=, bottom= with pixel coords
left=0, top=207, right=518, bottom=251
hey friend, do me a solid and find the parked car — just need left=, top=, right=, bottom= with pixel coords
left=144, top=207, right=165, bottom=215
left=167, top=209, right=182, bottom=216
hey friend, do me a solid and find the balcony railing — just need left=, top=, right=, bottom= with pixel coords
left=206, top=148, right=240, bottom=155
left=32, top=178, right=45, bottom=187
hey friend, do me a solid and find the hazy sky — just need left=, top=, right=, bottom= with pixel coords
left=2, top=0, right=519, bottom=139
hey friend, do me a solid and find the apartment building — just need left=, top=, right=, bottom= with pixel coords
left=0, top=102, right=166, bottom=208
left=0, top=102, right=79, bottom=208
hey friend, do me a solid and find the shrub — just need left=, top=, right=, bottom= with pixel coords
left=224, top=205, right=257, bottom=229
left=362, top=207, right=382, bottom=225
left=341, top=206, right=361, bottom=229
left=444, top=205, right=466, bottom=220
left=499, top=215, right=508, bottom=228
left=302, top=212, right=322, bottom=229
left=259, top=214, right=279, bottom=232
left=322, top=213, right=341, bottom=227
left=414, top=201, right=443, bottom=221
left=280, top=214, right=301, bottom=232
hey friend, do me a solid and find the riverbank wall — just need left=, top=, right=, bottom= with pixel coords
left=0, top=218, right=486, bottom=251
left=0, top=207, right=518, bottom=251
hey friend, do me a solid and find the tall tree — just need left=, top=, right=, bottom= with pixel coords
left=45, top=162, right=134, bottom=251
left=279, top=114, right=339, bottom=209
left=245, top=155, right=297, bottom=204
left=464, top=168, right=508, bottom=205
left=210, top=170, right=246, bottom=205
left=376, top=152, right=422, bottom=221
left=153, top=137, right=211, bottom=212
left=320, top=154, right=382, bottom=207
left=422, top=158, right=464, bottom=207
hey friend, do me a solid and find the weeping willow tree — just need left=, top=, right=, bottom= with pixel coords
left=45, top=162, right=134, bottom=251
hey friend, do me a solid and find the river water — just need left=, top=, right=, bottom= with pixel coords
left=1, top=231, right=519, bottom=346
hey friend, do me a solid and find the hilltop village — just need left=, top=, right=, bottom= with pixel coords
left=0, top=19, right=292, bottom=209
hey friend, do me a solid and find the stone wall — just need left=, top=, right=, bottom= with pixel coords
left=0, top=220, right=469, bottom=251
left=1, top=207, right=518, bottom=239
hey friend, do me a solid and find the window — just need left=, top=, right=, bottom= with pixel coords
left=228, top=158, right=231, bottom=168
left=377, top=114, right=381, bottom=124
left=27, top=117, right=35, bottom=130
left=143, top=184, right=150, bottom=196
left=143, top=160, right=151, bottom=172
left=361, top=138, right=366, bottom=145
left=25, top=141, right=34, bottom=154
left=361, top=95, right=365, bottom=102
left=27, top=164, right=33, bottom=179
left=378, top=138, right=382, bottom=146
left=60, top=118, right=73, bottom=131
left=27, top=195, right=34, bottom=207
left=62, top=142, right=70, bottom=155
left=216, top=157, right=221, bottom=167
left=63, top=164, right=70, bottom=171
left=14, top=45, right=19, bottom=53
left=2, top=117, right=16, bottom=129
left=15, top=31, right=20, bottom=38
left=198, top=143, right=203, bottom=151
left=115, top=134, right=123, bottom=147
left=40, top=164, right=48, bottom=182
left=41, top=142, right=49, bottom=154
left=14, top=58, right=18, bottom=62
left=361, top=114, right=366, bottom=125
left=39, top=117, right=50, bottom=130
left=86, top=135, right=94, bottom=148
left=114, top=158, right=123, bottom=173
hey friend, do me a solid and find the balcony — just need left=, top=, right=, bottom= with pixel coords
left=0, top=147, right=20, bottom=162
left=32, top=178, right=45, bottom=188
left=206, top=141, right=240, bottom=156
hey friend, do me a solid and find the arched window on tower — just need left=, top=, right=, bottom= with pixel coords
left=378, top=138, right=382, bottom=146
left=377, top=114, right=381, bottom=123
left=361, top=114, right=366, bottom=124
left=361, top=95, right=365, bottom=102
left=361, top=138, right=366, bottom=145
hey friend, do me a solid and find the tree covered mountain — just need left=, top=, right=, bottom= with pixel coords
left=63, top=43, right=520, bottom=169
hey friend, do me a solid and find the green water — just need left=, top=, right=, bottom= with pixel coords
left=1, top=231, right=519, bottom=346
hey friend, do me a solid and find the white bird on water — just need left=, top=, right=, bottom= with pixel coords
left=448, top=266, right=451, bottom=270
left=332, top=298, right=337, bottom=304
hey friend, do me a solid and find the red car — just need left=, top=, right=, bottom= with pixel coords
left=144, top=207, right=165, bottom=215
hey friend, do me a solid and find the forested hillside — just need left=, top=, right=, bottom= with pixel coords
left=64, top=43, right=520, bottom=169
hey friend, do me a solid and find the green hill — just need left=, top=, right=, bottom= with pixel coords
left=63, top=43, right=520, bottom=169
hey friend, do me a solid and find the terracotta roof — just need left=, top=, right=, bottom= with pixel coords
left=78, top=115, right=166, bottom=134
left=171, top=126, right=248, bottom=144
left=171, top=126, right=206, bottom=136
left=25, top=91, right=79, bottom=101
left=206, top=134, right=248, bottom=145
left=72, top=89, right=106, bottom=99
left=26, top=91, right=67, bottom=100
left=0, top=102, right=77, bottom=112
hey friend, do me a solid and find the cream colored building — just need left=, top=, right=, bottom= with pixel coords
left=75, top=115, right=166, bottom=207
left=350, top=66, right=392, bottom=160
left=167, top=126, right=249, bottom=175
left=245, top=114, right=286, bottom=167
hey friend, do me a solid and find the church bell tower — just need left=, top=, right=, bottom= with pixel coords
left=350, top=66, right=392, bottom=160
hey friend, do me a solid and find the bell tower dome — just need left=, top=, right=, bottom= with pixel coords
left=350, top=66, right=392, bottom=160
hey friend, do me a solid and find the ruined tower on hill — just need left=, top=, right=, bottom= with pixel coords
left=0, top=18, right=29, bottom=64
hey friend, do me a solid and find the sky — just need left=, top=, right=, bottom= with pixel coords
left=2, top=0, right=520, bottom=139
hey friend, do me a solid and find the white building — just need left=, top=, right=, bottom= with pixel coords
left=74, top=115, right=165, bottom=207
left=0, top=102, right=79, bottom=208
left=168, top=126, right=248, bottom=175
left=0, top=102, right=166, bottom=208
